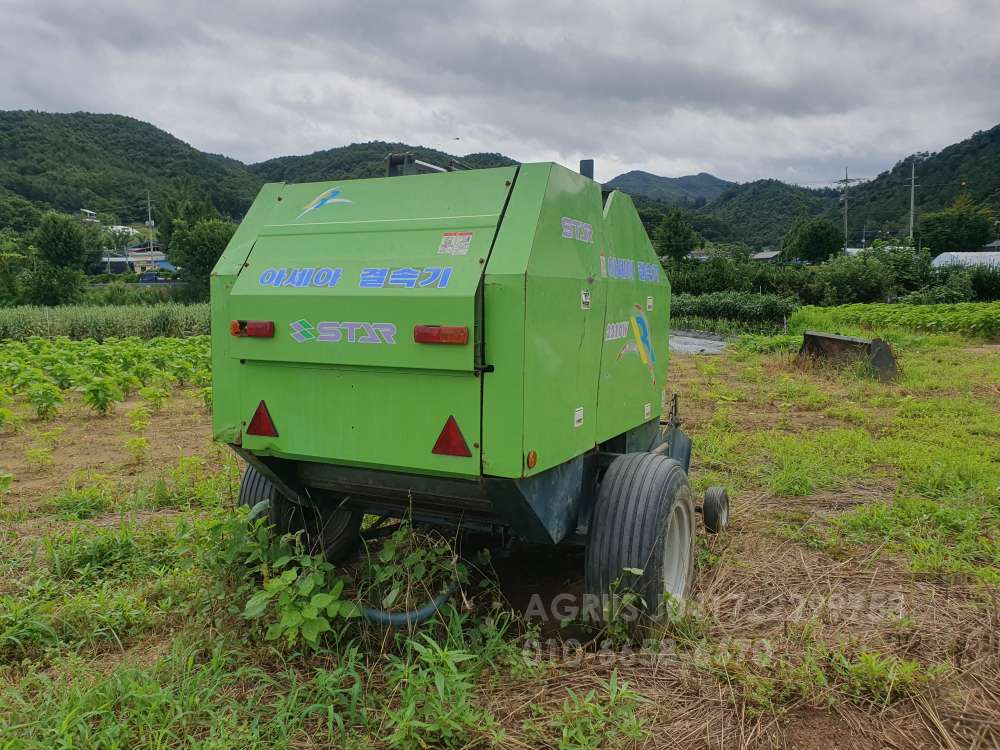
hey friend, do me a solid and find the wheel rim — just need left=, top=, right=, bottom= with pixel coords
left=718, top=498, right=729, bottom=528
left=661, top=492, right=694, bottom=601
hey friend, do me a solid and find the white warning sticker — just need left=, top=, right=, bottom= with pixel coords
left=581, top=289, right=591, bottom=310
left=646, top=295, right=654, bottom=312
left=574, top=407, right=584, bottom=428
left=644, top=402, right=652, bottom=420
left=438, top=231, right=473, bottom=255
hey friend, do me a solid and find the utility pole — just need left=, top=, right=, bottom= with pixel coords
left=146, top=191, right=154, bottom=255
left=908, top=159, right=919, bottom=240
left=833, top=167, right=864, bottom=252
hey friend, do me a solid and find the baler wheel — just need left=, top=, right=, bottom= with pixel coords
left=585, top=453, right=695, bottom=625
left=702, top=487, right=730, bottom=534
left=238, top=466, right=363, bottom=563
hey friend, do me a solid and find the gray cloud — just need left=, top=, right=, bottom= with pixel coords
left=1, top=0, right=998, bottom=185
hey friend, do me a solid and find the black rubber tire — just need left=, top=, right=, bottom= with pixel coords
left=238, top=466, right=363, bottom=563
left=585, top=453, right=696, bottom=622
left=703, top=486, right=730, bottom=534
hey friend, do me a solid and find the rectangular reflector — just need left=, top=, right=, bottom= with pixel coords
left=413, top=325, right=469, bottom=345
left=231, top=320, right=275, bottom=338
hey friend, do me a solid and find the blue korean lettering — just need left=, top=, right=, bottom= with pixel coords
left=284, top=267, right=315, bottom=288
left=258, top=268, right=277, bottom=285
left=418, top=266, right=452, bottom=288
left=312, top=267, right=342, bottom=287
left=638, top=262, right=659, bottom=282
left=388, top=267, right=420, bottom=288
left=607, top=257, right=635, bottom=279
left=359, top=268, right=390, bottom=288
left=269, top=268, right=289, bottom=287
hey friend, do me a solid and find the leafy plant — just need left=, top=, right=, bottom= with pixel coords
left=128, top=405, right=151, bottom=432
left=383, top=634, right=497, bottom=749
left=524, top=671, right=648, bottom=750
left=37, top=426, right=65, bottom=447
left=139, top=385, right=169, bottom=412
left=24, top=445, right=53, bottom=471
left=125, top=436, right=150, bottom=464
left=363, top=523, right=466, bottom=614
left=234, top=523, right=357, bottom=649
left=26, top=381, right=62, bottom=420
left=82, top=377, right=122, bottom=416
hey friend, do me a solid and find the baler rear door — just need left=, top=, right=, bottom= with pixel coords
left=226, top=167, right=517, bottom=478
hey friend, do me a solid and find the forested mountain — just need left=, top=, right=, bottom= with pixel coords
left=700, top=180, right=837, bottom=248
left=0, top=112, right=518, bottom=225
left=251, top=142, right=517, bottom=183
left=605, top=170, right=732, bottom=205
left=1, top=109, right=997, bottom=250
left=840, top=123, right=1000, bottom=241
left=0, top=111, right=263, bottom=222
left=607, top=124, right=1000, bottom=248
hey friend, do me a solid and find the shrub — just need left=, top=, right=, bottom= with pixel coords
left=667, top=257, right=820, bottom=302
left=900, top=269, right=975, bottom=304
left=812, top=254, right=892, bottom=305
left=672, top=292, right=798, bottom=322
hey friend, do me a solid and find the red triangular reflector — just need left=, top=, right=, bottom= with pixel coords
left=247, top=400, right=278, bottom=437
left=431, top=415, right=471, bottom=457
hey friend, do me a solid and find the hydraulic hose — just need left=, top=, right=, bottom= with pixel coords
left=358, top=580, right=460, bottom=627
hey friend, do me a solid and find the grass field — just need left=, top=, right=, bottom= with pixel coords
left=0, top=327, right=998, bottom=748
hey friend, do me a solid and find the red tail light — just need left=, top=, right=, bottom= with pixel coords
left=230, top=320, right=275, bottom=338
left=247, top=400, right=278, bottom=437
left=413, top=325, right=469, bottom=345
left=431, top=415, right=472, bottom=457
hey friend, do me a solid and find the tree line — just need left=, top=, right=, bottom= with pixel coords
left=642, top=193, right=997, bottom=263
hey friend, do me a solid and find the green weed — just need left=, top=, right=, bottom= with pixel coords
left=51, top=475, right=116, bottom=520
left=524, top=671, right=648, bottom=750
left=128, top=405, right=151, bottom=432
left=384, top=634, right=498, bottom=749
left=23, top=446, right=53, bottom=472
left=125, top=436, right=149, bottom=464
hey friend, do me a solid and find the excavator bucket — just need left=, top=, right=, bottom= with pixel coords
left=797, top=331, right=898, bottom=382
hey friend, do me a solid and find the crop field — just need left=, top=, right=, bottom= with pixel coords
left=1, top=318, right=998, bottom=748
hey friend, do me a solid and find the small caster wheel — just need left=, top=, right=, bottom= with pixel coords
left=702, top=487, right=730, bottom=534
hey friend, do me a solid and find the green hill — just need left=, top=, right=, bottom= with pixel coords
left=2, top=109, right=997, bottom=250
left=0, top=111, right=263, bottom=222
left=700, top=180, right=838, bottom=248
left=842, top=123, right=1000, bottom=240
left=250, top=141, right=517, bottom=183
left=605, top=170, right=733, bottom=205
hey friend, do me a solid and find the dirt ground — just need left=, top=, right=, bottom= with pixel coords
left=2, top=346, right=998, bottom=749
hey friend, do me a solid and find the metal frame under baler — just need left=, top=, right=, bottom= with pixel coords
left=230, top=414, right=689, bottom=547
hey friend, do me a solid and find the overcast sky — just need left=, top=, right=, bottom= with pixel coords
left=2, top=0, right=998, bottom=185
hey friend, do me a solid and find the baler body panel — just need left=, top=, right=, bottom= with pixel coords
left=593, top=190, right=671, bottom=443
left=216, top=167, right=516, bottom=479
left=518, top=165, right=608, bottom=475
left=212, top=161, right=670, bottom=497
